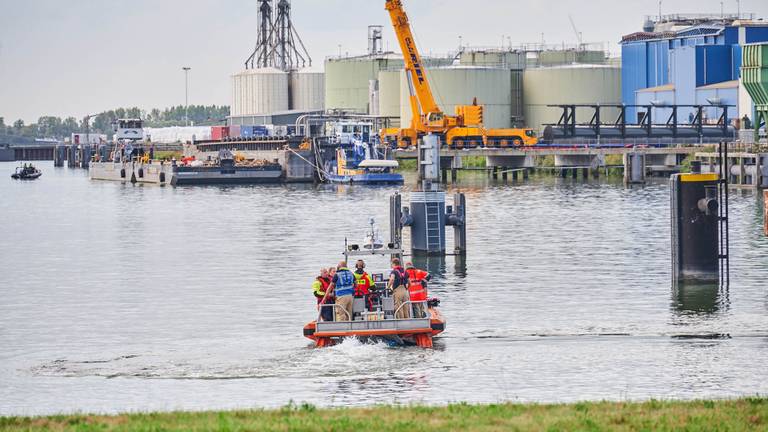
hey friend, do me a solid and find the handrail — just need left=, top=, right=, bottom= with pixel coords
left=317, top=303, right=351, bottom=322
left=393, top=300, right=429, bottom=319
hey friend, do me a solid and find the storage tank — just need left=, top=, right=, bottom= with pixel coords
left=325, top=56, right=404, bottom=114
left=291, top=71, right=325, bottom=111
left=378, top=70, right=402, bottom=122
left=399, top=67, right=515, bottom=129
left=325, top=55, right=453, bottom=114
left=523, top=65, right=622, bottom=133
left=231, top=68, right=289, bottom=116
left=459, top=50, right=526, bottom=69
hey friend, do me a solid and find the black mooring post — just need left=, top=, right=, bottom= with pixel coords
left=451, top=192, right=467, bottom=255
left=670, top=160, right=722, bottom=283
left=724, top=141, right=730, bottom=287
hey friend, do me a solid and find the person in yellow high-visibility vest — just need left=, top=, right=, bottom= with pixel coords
left=353, top=260, right=375, bottom=311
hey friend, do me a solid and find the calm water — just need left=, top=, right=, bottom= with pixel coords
left=1, top=161, right=767, bottom=416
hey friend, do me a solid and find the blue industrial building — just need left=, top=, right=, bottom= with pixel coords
left=621, top=15, right=768, bottom=124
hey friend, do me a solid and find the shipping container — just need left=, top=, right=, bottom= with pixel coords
left=240, top=125, right=269, bottom=138
left=211, top=126, right=230, bottom=141
left=229, top=125, right=241, bottom=138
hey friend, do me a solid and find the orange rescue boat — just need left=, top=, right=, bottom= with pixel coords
left=303, top=221, right=446, bottom=348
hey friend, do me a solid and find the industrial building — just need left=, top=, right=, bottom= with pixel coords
left=621, top=14, right=768, bottom=124
left=229, top=2, right=622, bottom=134
left=228, top=2, right=768, bottom=139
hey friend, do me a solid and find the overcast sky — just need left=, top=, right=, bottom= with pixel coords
left=1, top=0, right=766, bottom=123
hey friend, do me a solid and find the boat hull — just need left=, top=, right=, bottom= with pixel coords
left=327, top=173, right=404, bottom=185
left=304, top=308, right=445, bottom=348
left=11, top=172, right=42, bottom=180
left=172, top=166, right=283, bottom=185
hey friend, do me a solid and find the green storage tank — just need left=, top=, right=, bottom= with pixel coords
left=741, top=43, right=768, bottom=141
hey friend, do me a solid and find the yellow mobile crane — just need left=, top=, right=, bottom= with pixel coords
left=380, top=0, right=538, bottom=149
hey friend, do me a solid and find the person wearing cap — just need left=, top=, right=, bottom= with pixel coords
left=405, top=262, right=431, bottom=318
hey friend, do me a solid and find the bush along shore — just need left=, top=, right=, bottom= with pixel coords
left=1, top=398, right=766, bottom=431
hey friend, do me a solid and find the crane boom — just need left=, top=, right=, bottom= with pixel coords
left=380, top=0, right=538, bottom=149
left=385, top=0, right=442, bottom=117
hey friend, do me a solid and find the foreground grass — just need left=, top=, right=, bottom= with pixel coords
left=1, top=398, right=766, bottom=431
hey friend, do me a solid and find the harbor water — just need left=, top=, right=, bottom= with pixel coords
left=1, top=161, right=767, bottom=416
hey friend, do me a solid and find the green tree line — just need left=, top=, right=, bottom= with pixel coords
left=0, top=105, right=230, bottom=140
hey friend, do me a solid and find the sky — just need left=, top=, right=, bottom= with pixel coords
left=1, top=0, right=767, bottom=123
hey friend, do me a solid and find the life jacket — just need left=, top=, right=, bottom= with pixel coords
left=406, top=268, right=428, bottom=302
left=312, top=276, right=330, bottom=299
left=353, top=272, right=373, bottom=297
left=391, top=266, right=408, bottom=289
left=334, top=268, right=355, bottom=297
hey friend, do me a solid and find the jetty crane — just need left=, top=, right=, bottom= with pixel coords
left=380, top=0, right=538, bottom=149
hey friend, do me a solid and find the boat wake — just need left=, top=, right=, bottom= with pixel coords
left=28, top=338, right=437, bottom=381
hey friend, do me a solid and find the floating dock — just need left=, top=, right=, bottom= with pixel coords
left=90, top=161, right=174, bottom=185
left=89, top=160, right=289, bottom=186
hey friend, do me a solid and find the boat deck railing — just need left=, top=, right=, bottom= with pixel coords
left=317, top=300, right=429, bottom=324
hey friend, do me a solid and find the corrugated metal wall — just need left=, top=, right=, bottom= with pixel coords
left=696, top=45, right=732, bottom=86
left=622, top=42, right=649, bottom=121
left=636, top=89, right=676, bottom=123
left=696, top=86, right=738, bottom=120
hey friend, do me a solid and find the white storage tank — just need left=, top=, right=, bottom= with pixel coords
left=291, top=71, right=325, bottom=111
left=399, top=67, right=514, bottom=129
left=231, top=68, right=289, bottom=116
left=523, top=65, right=622, bottom=133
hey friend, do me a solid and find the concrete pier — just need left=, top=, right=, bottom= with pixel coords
left=624, top=152, right=646, bottom=184
left=397, top=146, right=697, bottom=183
left=697, top=152, right=768, bottom=188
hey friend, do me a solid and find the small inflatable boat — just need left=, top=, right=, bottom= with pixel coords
left=11, top=165, right=42, bottom=180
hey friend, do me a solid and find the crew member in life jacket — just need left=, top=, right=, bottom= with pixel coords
left=312, top=268, right=333, bottom=322
left=405, top=262, right=431, bottom=318
left=353, top=260, right=375, bottom=311
left=327, top=261, right=356, bottom=322
left=388, top=258, right=410, bottom=319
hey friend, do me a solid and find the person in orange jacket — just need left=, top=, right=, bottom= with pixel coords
left=405, top=262, right=431, bottom=318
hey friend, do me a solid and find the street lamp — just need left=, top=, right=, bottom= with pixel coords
left=182, top=67, right=191, bottom=126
